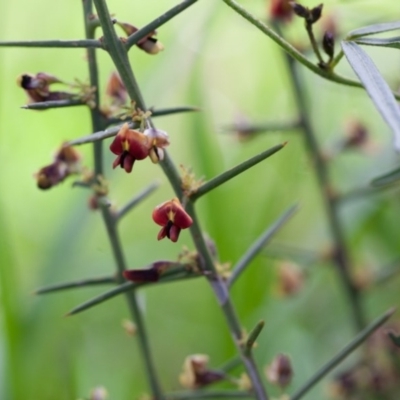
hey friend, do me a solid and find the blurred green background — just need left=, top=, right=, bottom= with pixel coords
left=1, top=0, right=400, bottom=399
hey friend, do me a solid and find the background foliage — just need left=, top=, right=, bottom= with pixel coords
left=1, top=0, right=400, bottom=399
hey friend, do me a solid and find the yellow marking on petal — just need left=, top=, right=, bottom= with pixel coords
left=122, top=140, right=130, bottom=151
left=167, top=210, right=175, bottom=222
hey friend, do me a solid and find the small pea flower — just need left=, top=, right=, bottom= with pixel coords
left=117, top=21, right=164, bottom=54
left=144, top=127, right=170, bottom=163
left=35, top=145, right=82, bottom=190
left=109, top=123, right=151, bottom=173
left=110, top=124, right=170, bottom=172
left=266, top=354, right=293, bottom=389
left=152, top=198, right=193, bottom=242
left=17, top=72, right=72, bottom=104
left=105, top=71, right=127, bottom=106
left=179, top=354, right=225, bottom=389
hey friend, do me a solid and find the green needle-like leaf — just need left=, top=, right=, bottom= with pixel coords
left=0, top=39, right=102, bottom=48
left=371, top=165, right=400, bottom=187
left=228, top=205, right=298, bottom=288
left=21, top=99, right=85, bottom=110
left=190, top=142, right=286, bottom=201
left=66, top=281, right=134, bottom=316
left=290, top=308, right=396, bottom=400
left=342, top=41, right=400, bottom=151
left=66, top=266, right=201, bottom=316
left=356, top=36, right=400, bottom=50
left=347, top=21, right=400, bottom=40
left=245, top=320, right=265, bottom=356
left=117, top=182, right=160, bottom=221
left=35, top=275, right=116, bottom=295
left=125, top=0, right=199, bottom=50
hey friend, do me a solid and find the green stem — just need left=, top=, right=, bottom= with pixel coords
left=274, top=22, right=366, bottom=331
left=185, top=203, right=269, bottom=400
left=0, top=39, right=102, bottom=48
left=125, top=0, right=199, bottom=50
left=222, top=0, right=400, bottom=100
left=21, top=99, right=85, bottom=110
left=290, top=308, right=395, bottom=400
left=305, top=22, right=325, bottom=65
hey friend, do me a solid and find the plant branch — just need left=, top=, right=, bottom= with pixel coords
left=84, top=1, right=164, bottom=398
left=125, top=0, right=199, bottom=51
left=228, top=205, right=298, bottom=288
left=245, top=320, right=265, bottom=356
left=185, top=202, right=269, bottom=400
left=274, top=22, right=367, bottom=331
left=34, top=275, right=116, bottom=295
left=221, top=0, right=400, bottom=100
left=21, top=99, right=85, bottom=110
left=0, top=39, right=102, bottom=48
left=290, top=308, right=396, bottom=400
left=190, top=143, right=286, bottom=202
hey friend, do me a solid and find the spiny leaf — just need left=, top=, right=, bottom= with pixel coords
left=342, top=41, right=400, bottom=151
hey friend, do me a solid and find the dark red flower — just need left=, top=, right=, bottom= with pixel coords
left=109, top=123, right=150, bottom=173
left=152, top=198, right=193, bottom=242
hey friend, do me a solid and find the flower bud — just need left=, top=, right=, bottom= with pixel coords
left=322, top=31, right=335, bottom=59
left=270, top=0, right=293, bottom=22
left=266, top=354, right=293, bottom=388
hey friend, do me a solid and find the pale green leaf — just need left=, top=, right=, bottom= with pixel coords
left=342, top=41, right=400, bottom=151
left=348, top=21, right=400, bottom=39
left=356, top=36, right=400, bottom=50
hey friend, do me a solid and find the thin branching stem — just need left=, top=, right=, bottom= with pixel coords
left=21, top=99, right=85, bottom=110
left=290, top=308, right=395, bottom=400
left=116, top=181, right=160, bottom=221
left=125, top=0, right=199, bottom=50
left=228, top=205, right=298, bottom=288
left=93, top=1, right=269, bottom=396
left=274, top=22, right=366, bottom=331
left=35, top=275, right=116, bottom=295
left=84, top=1, right=164, bottom=398
left=0, top=39, right=102, bottom=48
left=221, top=0, right=400, bottom=100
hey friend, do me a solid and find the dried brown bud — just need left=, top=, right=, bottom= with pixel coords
left=290, top=2, right=323, bottom=24
left=117, top=21, right=164, bottom=55
left=36, top=162, right=68, bottom=190
left=105, top=72, right=127, bottom=106
left=309, top=4, right=323, bottom=24
left=322, top=31, right=335, bottom=59
left=276, top=262, right=304, bottom=296
left=179, top=354, right=225, bottom=389
left=266, top=354, right=293, bottom=388
left=344, top=120, right=369, bottom=149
